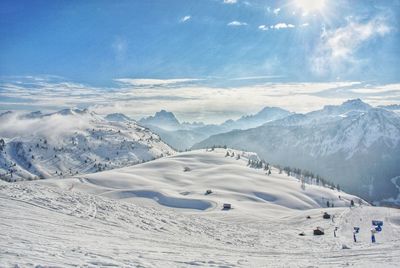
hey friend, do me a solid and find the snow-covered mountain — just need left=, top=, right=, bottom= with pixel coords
left=139, top=109, right=181, bottom=131
left=221, top=106, right=292, bottom=129
left=105, top=113, right=133, bottom=122
left=379, top=104, right=400, bottom=114
left=194, top=100, right=400, bottom=205
left=0, top=109, right=175, bottom=181
left=1, top=149, right=399, bottom=267
left=139, top=107, right=291, bottom=150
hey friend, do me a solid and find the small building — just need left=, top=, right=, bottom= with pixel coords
left=223, top=203, right=231, bottom=210
left=313, top=227, right=324, bottom=235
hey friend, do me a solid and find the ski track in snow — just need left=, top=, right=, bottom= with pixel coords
left=0, top=149, right=399, bottom=267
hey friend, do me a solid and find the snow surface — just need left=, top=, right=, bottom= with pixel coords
left=1, top=149, right=399, bottom=267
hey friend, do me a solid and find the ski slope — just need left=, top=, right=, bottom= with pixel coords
left=1, top=149, right=399, bottom=267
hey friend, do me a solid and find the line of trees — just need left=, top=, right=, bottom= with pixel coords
left=238, top=151, right=340, bottom=191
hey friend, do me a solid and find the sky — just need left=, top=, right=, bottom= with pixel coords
left=0, top=0, right=399, bottom=123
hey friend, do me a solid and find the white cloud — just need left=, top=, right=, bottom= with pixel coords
left=180, top=15, right=191, bottom=23
left=271, top=23, right=295, bottom=29
left=114, top=78, right=199, bottom=86
left=350, top=84, right=400, bottom=94
left=227, top=21, right=248, bottom=26
left=223, top=0, right=237, bottom=4
left=300, top=22, right=309, bottom=27
left=273, top=8, right=281, bottom=15
left=311, top=16, right=391, bottom=76
left=258, top=25, right=268, bottom=31
left=6, top=76, right=397, bottom=124
left=0, top=112, right=92, bottom=142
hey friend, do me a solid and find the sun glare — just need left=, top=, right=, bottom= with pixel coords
left=295, top=0, right=326, bottom=14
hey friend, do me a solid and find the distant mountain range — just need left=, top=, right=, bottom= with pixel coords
left=193, top=99, right=400, bottom=205
left=137, top=107, right=292, bottom=150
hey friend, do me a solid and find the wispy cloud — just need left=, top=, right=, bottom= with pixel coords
left=223, top=0, right=237, bottom=4
left=227, top=20, right=248, bottom=27
left=114, top=78, right=199, bottom=87
left=227, top=21, right=248, bottom=27
left=111, top=37, right=128, bottom=61
left=273, top=8, right=281, bottom=15
left=271, top=23, right=295, bottom=29
left=311, top=16, right=391, bottom=76
left=258, top=25, right=268, bottom=31
left=180, top=15, right=191, bottom=23
left=230, top=75, right=283, bottom=81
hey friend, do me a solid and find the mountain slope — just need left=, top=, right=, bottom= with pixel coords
left=1, top=149, right=399, bottom=267
left=0, top=110, right=175, bottom=181
left=194, top=101, right=400, bottom=205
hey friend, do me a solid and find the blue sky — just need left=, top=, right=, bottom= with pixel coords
left=0, top=0, right=399, bottom=122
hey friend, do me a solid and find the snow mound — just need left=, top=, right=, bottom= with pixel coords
left=44, top=149, right=363, bottom=213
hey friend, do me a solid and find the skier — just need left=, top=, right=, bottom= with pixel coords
left=371, top=229, right=376, bottom=243
left=334, top=227, right=338, bottom=237
left=353, top=227, right=360, bottom=242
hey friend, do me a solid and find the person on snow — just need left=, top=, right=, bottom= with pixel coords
left=334, top=227, right=338, bottom=237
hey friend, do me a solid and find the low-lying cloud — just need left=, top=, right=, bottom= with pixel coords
left=0, top=76, right=399, bottom=124
left=0, top=112, right=92, bottom=142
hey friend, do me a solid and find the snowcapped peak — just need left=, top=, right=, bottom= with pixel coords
left=318, top=99, right=372, bottom=118
left=105, top=113, right=132, bottom=122
left=140, top=110, right=180, bottom=130
left=53, top=108, right=89, bottom=116
left=340, top=99, right=371, bottom=110
left=155, top=109, right=177, bottom=119
left=22, top=111, right=44, bottom=119
left=256, top=106, right=291, bottom=117
left=0, top=111, right=13, bottom=117
left=227, top=106, right=291, bottom=129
